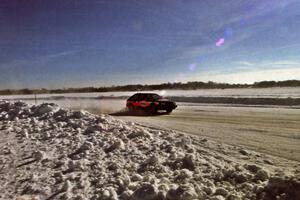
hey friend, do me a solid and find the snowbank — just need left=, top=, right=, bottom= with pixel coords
left=0, top=101, right=299, bottom=200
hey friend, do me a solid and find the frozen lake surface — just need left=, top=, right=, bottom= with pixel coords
left=1, top=87, right=300, bottom=100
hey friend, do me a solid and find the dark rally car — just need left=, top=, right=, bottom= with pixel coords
left=126, top=93, right=177, bottom=114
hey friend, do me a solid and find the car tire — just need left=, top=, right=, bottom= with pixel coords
left=127, top=105, right=134, bottom=112
left=166, top=109, right=173, bottom=113
left=148, top=105, right=157, bottom=114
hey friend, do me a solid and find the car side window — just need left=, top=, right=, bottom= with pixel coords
left=139, top=94, right=145, bottom=101
left=147, top=94, right=154, bottom=101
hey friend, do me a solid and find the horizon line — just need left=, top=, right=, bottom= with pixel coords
left=1, top=79, right=299, bottom=91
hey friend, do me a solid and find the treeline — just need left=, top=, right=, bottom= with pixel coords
left=0, top=80, right=299, bottom=95
left=252, top=80, right=300, bottom=88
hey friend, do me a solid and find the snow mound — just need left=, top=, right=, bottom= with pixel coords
left=0, top=101, right=299, bottom=200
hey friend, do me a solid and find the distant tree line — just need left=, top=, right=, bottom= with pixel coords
left=252, top=80, right=300, bottom=88
left=0, top=80, right=299, bottom=96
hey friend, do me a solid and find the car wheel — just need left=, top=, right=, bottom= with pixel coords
left=166, top=109, right=173, bottom=113
left=127, top=105, right=134, bottom=112
left=148, top=105, right=157, bottom=114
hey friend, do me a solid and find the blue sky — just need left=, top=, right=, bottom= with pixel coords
left=1, top=0, right=300, bottom=89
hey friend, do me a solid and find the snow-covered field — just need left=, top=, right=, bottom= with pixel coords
left=1, top=87, right=300, bottom=100
left=1, top=101, right=299, bottom=200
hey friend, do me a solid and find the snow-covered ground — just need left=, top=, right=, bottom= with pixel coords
left=1, top=87, right=300, bottom=100
left=1, top=101, right=299, bottom=200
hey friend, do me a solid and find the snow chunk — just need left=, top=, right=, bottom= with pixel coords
left=131, top=184, right=158, bottom=200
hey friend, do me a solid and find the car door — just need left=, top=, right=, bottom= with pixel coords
left=139, top=94, right=149, bottom=108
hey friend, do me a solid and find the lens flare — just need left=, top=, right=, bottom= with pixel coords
left=188, top=63, right=197, bottom=71
left=215, top=38, right=225, bottom=47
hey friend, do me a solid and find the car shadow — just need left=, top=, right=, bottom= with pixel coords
left=109, top=109, right=170, bottom=116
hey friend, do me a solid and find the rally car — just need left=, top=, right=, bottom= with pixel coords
left=126, top=93, right=177, bottom=114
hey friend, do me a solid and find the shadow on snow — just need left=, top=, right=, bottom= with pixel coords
left=109, top=108, right=171, bottom=117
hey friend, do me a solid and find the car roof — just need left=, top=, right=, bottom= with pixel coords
left=133, top=92, right=160, bottom=95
